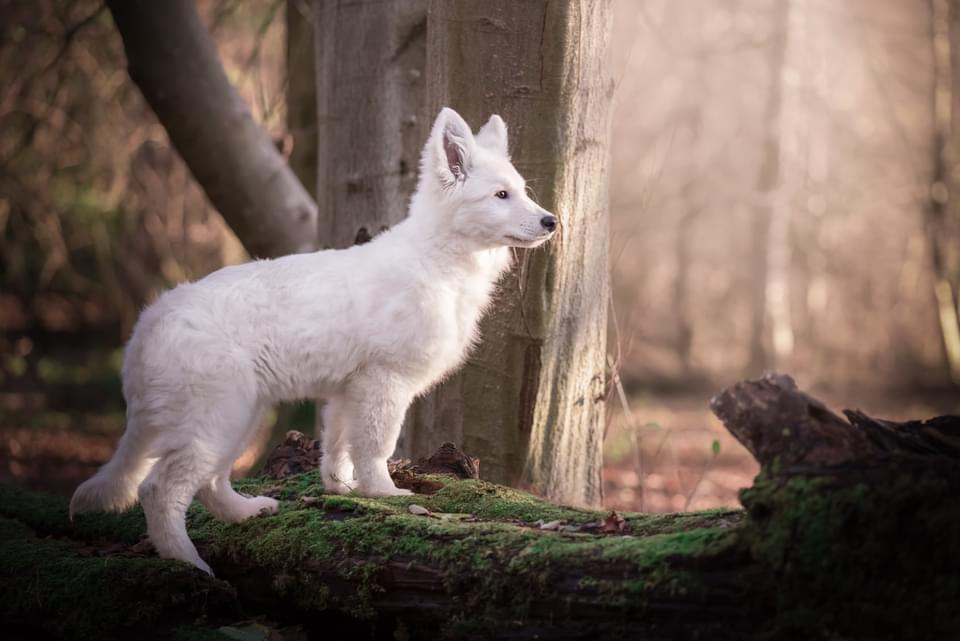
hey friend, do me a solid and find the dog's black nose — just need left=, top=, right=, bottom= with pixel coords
left=540, top=215, right=557, bottom=231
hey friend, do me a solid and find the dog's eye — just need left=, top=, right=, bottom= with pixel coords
left=495, top=190, right=509, bottom=199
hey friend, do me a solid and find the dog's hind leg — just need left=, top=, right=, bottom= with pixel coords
left=138, top=449, right=215, bottom=574
left=320, top=397, right=355, bottom=495
left=196, top=405, right=279, bottom=522
left=343, top=371, right=413, bottom=498
left=197, top=473, right=279, bottom=522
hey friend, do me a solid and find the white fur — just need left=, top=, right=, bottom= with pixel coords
left=69, top=108, right=556, bottom=574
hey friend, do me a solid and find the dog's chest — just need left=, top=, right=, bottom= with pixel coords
left=406, top=269, right=500, bottom=382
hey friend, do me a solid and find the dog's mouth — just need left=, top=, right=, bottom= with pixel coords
left=504, top=231, right=554, bottom=248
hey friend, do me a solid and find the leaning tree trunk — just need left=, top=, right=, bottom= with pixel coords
left=400, top=1, right=613, bottom=507
left=107, top=0, right=318, bottom=258
left=311, top=0, right=427, bottom=248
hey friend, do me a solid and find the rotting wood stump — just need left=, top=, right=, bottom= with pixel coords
left=1, top=373, right=958, bottom=641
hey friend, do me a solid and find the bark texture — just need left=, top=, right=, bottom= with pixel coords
left=311, top=0, right=427, bottom=248
left=401, top=1, right=613, bottom=507
left=107, top=0, right=318, bottom=258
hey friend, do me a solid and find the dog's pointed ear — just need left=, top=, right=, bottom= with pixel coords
left=476, top=114, right=508, bottom=155
left=427, top=107, right=475, bottom=188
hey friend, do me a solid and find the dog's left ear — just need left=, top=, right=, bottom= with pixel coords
left=476, top=115, right=508, bottom=155
left=427, top=107, right=476, bottom=188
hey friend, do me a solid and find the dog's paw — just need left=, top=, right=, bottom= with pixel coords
left=322, top=475, right=354, bottom=495
left=244, top=495, right=279, bottom=518
left=354, top=485, right=414, bottom=498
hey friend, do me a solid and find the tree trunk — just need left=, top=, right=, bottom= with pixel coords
left=746, top=1, right=790, bottom=375
left=311, top=0, right=427, bottom=249
left=929, top=0, right=960, bottom=382
left=400, top=0, right=613, bottom=507
left=286, top=0, right=318, bottom=200
left=107, top=0, right=318, bottom=259
left=4, top=375, right=959, bottom=640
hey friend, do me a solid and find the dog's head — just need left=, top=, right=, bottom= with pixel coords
left=418, top=107, right=557, bottom=249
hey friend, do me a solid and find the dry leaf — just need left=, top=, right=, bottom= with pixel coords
left=600, top=510, right=627, bottom=534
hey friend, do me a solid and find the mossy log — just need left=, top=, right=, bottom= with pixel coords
left=2, top=374, right=959, bottom=641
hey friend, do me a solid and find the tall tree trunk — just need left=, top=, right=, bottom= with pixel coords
left=672, top=5, right=707, bottom=375
left=107, top=0, right=318, bottom=259
left=311, top=0, right=427, bottom=249
left=307, top=0, right=427, bottom=442
left=746, top=1, right=790, bottom=375
left=286, top=0, right=318, bottom=200
left=929, top=0, right=960, bottom=382
left=399, top=1, right=613, bottom=506
left=766, top=1, right=797, bottom=369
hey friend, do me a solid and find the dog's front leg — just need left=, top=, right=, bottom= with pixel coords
left=342, top=370, right=413, bottom=497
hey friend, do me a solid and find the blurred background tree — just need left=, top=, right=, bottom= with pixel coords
left=3, top=0, right=960, bottom=513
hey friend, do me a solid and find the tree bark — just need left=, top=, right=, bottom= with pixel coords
left=311, top=0, right=427, bottom=248
left=107, top=0, right=318, bottom=259
left=400, top=0, right=613, bottom=507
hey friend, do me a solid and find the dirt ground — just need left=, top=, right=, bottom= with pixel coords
left=603, top=399, right=759, bottom=513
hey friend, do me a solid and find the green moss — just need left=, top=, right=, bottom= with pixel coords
left=0, top=473, right=743, bottom=638
left=0, top=484, right=147, bottom=544
left=742, top=472, right=960, bottom=640
left=0, top=516, right=236, bottom=641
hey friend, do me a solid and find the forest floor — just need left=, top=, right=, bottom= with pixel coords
left=603, top=388, right=960, bottom=512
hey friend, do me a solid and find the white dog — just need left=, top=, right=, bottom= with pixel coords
left=69, top=108, right=557, bottom=574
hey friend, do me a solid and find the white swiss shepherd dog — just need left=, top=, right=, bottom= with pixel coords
left=70, top=107, right=558, bottom=574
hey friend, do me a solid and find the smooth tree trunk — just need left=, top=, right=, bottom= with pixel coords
left=286, top=0, right=318, bottom=200
left=311, top=0, right=427, bottom=248
left=107, top=0, right=318, bottom=259
left=746, top=1, right=790, bottom=375
left=398, top=1, right=614, bottom=506
left=929, top=0, right=960, bottom=381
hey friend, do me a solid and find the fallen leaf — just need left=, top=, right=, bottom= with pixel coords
left=436, top=512, right=472, bottom=522
left=539, top=519, right=564, bottom=531
left=600, top=510, right=627, bottom=534
left=408, top=504, right=431, bottom=516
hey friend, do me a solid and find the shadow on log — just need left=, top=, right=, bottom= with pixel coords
left=1, top=374, right=958, bottom=640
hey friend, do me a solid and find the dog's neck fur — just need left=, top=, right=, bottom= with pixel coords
left=401, top=186, right=513, bottom=284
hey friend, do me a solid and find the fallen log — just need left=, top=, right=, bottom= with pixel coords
left=0, top=374, right=957, bottom=641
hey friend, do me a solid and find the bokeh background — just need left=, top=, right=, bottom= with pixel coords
left=3, top=0, right=960, bottom=512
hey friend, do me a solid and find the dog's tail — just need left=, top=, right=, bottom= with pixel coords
left=70, top=421, right=154, bottom=519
